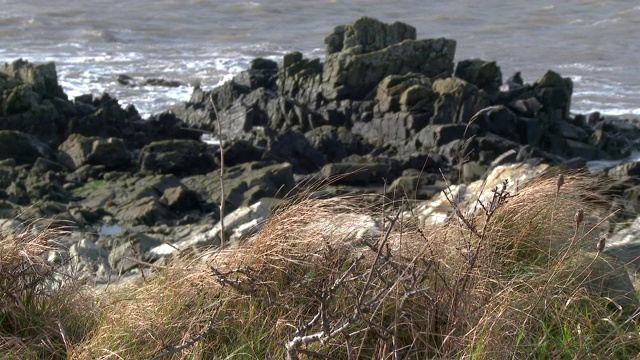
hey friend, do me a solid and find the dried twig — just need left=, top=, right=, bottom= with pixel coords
left=209, top=94, right=226, bottom=246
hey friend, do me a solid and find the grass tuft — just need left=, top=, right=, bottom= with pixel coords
left=3, top=171, right=640, bottom=359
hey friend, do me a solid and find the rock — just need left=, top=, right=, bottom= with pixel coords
left=149, top=198, right=281, bottom=258
left=1, top=59, right=66, bottom=99
left=470, top=106, right=519, bottom=142
left=0, top=130, right=52, bottom=164
left=322, top=37, right=456, bottom=101
left=69, top=238, right=110, bottom=281
left=386, top=175, right=439, bottom=199
left=353, top=112, right=428, bottom=144
left=108, top=232, right=163, bottom=275
left=374, top=73, right=433, bottom=114
left=320, top=162, right=391, bottom=185
left=461, top=161, right=488, bottom=183
left=116, top=74, right=135, bottom=86
left=305, top=125, right=371, bottom=163
left=431, top=77, right=489, bottom=124
left=182, top=161, right=295, bottom=215
left=141, top=78, right=183, bottom=87
left=160, top=184, right=200, bottom=213
left=57, top=134, right=131, bottom=170
left=407, top=162, right=549, bottom=226
left=138, top=139, right=217, bottom=176
left=414, top=124, right=469, bottom=149
left=220, top=139, right=264, bottom=167
left=608, top=161, right=640, bottom=178
left=324, top=16, right=417, bottom=55
left=112, top=196, right=172, bottom=226
left=454, top=59, right=502, bottom=93
left=533, top=70, right=573, bottom=119
left=262, top=130, right=326, bottom=174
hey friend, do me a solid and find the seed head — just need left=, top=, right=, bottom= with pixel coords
left=556, top=174, right=565, bottom=194
left=574, top=209, right=584, bottom=227
left=597, top=236, right=606, bottom=252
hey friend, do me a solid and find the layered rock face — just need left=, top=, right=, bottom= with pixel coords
left=1, top=17, right=640, bottom=284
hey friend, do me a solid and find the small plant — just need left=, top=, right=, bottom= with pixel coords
left=0, top=222, right=98, bottom=358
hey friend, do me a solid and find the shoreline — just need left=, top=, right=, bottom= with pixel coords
left=0, top=16, right=640, bottom=285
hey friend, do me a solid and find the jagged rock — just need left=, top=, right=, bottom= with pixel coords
left=414, top=124, right=469, bottom=149
left=0, top=59, right=66, bottom=100
left=454, top=59, right=502, bottom=93
left=320, top=162, right=391, bottom=185
left=322, top=37, right=456, bottom=101
left=182, top=161, right=295, bottom=214
left=160, top=184, right=200, bottom=213
left=353, top=112, right=429, bottom=144
left=374, top=73, right=433, bottom=114
left=69, top=238, right=110, bottom=279
left=0, top=130, right=52, bottom=164
left=305, top=125, right=371, bottom=163
left=112, top=196, right=172, bottom=226
left=533, top=70, right=573, bottom=119
left=138, top=139, right=217, bottom=176
left=57, top=134, right=131, bottom=170
left=471, top=105, right=520, bottom=142
left=149, top=198, right=281, bottom=258
left=431, top=77, right=489, bottom=124
left=324, top=16, right=417, bottom=55
left=261, top=130, right=326, bottom=174
left=108, top=232, right=163, bottom=275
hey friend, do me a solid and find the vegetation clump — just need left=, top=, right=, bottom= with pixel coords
left=2, top=172, right=640, bottom=359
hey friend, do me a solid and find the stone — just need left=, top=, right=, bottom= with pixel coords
left=69, top=238, right=110, bottom=280
left=148, top=198, right=281, bottom=258
left=57, top=134, right=131, bottom=170
left=431, top=77, right=488, bottom=124
left=322, top=36, right=456, bottom=101
left=139, top=139, right=217, bottom=176
left=454, top=59, right=502, bottom=93
left=324, top=16, right=417, bottom=55
left=414, top=124, right=468, bottom=149
left=182, top=161, right=295, bottom=215
left=112, top=196, right=172, bottom=226
left=375, top=73, right=433, bottom=114
left=533, top=70, right=573, bottom=118
left=305, top=125, right=371, bottom=163
left=471, top=105, right=519, bottom=142
left=108, top=232, right=163, bottom=275
left=320, top=162, right=391, bottom=185
left=160, top=185, right=200, bottom=213
left=0, top=130, right=51, bottom=164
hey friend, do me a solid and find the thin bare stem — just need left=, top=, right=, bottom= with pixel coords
left=209, top=94, right=226, bottom=247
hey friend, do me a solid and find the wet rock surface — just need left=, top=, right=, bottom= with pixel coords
left=1, top=17, right=639, bottom=287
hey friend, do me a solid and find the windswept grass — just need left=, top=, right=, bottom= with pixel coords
left=3, top=171, right=640, bottom=359
left=0, top=223, right=98, bottom=359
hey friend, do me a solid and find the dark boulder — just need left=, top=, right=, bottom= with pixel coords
left=321, top=162, right=391, bottom=186
left=139, top=139, right=217, bottom=176
left=454, top=59, right=502, bottom=93
left=160, top=184, right=200, bottom=213
left=57, top=134, right=131, bottom=170
left=321, top=37, right=456, bottom=101
left=533, top=70, right=573, bottom=120
left=305, top=125, right=372, bottom=163
left=324, top=16, right=417, bottom=55
left=0, top=130, right=52, bottom=164
left=431, top=77, right=489, bottom=124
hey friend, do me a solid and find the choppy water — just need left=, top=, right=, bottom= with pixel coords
left=1, top=0, right=638, bottom=118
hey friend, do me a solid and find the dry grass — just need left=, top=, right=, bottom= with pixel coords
left=0, top=223, right=98, bottom=359
left=3, top=171, right=640, bottom=359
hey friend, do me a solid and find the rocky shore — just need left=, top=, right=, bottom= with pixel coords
left=1, top=17, right=640, bottom=283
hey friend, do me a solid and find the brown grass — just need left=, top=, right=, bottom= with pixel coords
left=3, top=171, right=640, bottom=359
